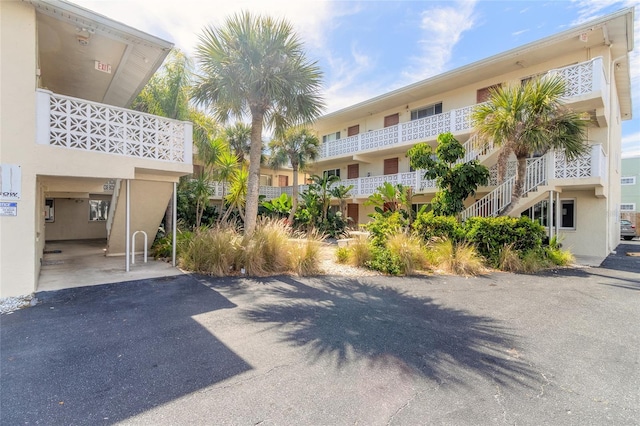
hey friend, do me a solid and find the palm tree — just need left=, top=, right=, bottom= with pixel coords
left=192, top=11, right=324, bottom=235
left=221, top=166, right=249, bottom=223
left=269, top=126, right=320, bottom=222
left=330, top=184, right=354, bottom=221
left=224, top=122, right=252, bottom=164
left=472, top=75, right=588, bottom=215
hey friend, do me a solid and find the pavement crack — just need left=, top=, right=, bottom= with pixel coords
left=537, top=371, right=551, bottom=398
left=386, top=390, right=420, bottom=425
left=199, top=363, right=294, bottom=394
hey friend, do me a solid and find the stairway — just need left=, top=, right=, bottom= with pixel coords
left=461, top=154, right=551, bottom=221
left=106, top=179, right=173, bottom=256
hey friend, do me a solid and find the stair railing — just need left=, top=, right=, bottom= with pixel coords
left=460, top=154, right=548, bottom=221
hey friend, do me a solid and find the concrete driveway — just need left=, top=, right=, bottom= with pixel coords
left=1, top=244, right=639, bottom=425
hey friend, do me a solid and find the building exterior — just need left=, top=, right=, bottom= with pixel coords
left=621, top=156, right=640, bottom=228
left=0, top=0, right=193, bottom=297
left=308, top=8, right=635, bottom=265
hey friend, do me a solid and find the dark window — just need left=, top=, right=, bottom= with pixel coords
left=410, top=103, right=443, bottom=120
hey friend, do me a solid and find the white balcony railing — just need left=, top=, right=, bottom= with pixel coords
left=319, top=57, right=606, bottom=160
left=461, top=144, right=606, bottom=220
left=36, top=89, right=193, bottom=163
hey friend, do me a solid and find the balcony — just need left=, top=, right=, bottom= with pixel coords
left=318, top=57, right=607, bottom=161
left=36, top=89, right=193, bottom=165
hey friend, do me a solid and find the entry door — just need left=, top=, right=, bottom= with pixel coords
left=347, top=203, right=359, bottom=225
left=384, top=113, right=399, bottom=128
left=348, top=164, right=359, bottom=179
left=347, top=125, right=360, bottom=136
left=384, top=158, right=398, bottom=175
left=278, top=175, right=289, bottom=187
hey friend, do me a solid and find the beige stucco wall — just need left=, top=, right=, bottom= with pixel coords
left=0, top=2, right=39, bottom=297
left=45, top=195, right=111, bottom=241
left=106, top=180, right=173, bottom=256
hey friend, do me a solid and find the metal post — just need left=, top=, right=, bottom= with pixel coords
left=125, top=179, right=130, bottom=272
left=172, top=181, right=177, bottom=267
left=548, top=190, right=554, bottom=241
left=555, top=191, right=561, bottom=237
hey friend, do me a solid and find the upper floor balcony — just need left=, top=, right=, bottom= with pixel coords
left=35, top=89, right=193, bottom=172
left=317, top=57, right=608, bottom=162
left=207, top=144, right=605, bottom=203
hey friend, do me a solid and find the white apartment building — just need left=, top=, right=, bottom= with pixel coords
left=0, top=0, right=193, bottom=297
left=309, top=8, right=635, bottom=265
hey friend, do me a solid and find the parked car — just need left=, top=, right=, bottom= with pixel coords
left=620, top=219, right=637, bottom=240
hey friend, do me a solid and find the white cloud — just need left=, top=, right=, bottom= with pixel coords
left=622, top=130, right=640, bottom=157
left=401, top=0, right=478, bottom=83
left=512, top=29, right=530, bottom=36
left=73, top=0, right=339, bottom=55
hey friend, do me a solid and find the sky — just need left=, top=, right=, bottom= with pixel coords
left=74, top=0, right=640, bottom=157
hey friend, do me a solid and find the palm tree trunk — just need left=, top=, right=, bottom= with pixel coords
left=288, top=164, right=298, bottom=223
left=244, top=112, right=264, bottom=235
left=502, top=155, right=527, bottom=216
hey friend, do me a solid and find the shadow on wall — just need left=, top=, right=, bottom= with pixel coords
left=0, top=276, right=251, bottom=425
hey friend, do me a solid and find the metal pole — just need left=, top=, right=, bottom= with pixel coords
left=172, top=181, right=177, bottom=267
left=126, top=179, right=130, bottom=272
left=548, top=190, right=554, bottom=241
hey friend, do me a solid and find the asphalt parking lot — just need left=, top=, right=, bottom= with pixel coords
left=1, top=243, right=639, bottom=425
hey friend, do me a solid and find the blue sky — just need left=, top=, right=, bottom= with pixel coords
left=75, top=0, right=639, bottom=156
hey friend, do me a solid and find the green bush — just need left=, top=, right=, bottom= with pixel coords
left=335, top=247, right=350, bottom=264
left=365, top=211, right=407, bottom=247
left=366, top=246, right=402, bottom=275
left=464, top=216, right=545, bottom=266
left=412, top=211, right=464, bottom=243
left=151, top=230, right=193, bottom=259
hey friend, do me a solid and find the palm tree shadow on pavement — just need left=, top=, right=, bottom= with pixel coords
left=241, top=276, right=539, bottom=389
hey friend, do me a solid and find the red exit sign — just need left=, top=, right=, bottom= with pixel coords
left=94, top=61, right=112, bottom=74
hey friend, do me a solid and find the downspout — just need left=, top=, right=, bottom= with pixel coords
left=172, top=182, right=177, bottom=267
left=126, top=179, right=131, bottom=272
left=606, top=53, right=627, bottom=256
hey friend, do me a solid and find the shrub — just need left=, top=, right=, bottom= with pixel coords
left=349, top=237, right=372, bottom=267
left=464, top=216, right=545, bottom=266
left=180, top=226, right=240, bottom=276
left=241, top=218, right=290, bottom=276
left=289, top=237, right=322, bottom=276
left=335, top=247, right=350, bottom=264
left=412, top=211, right=464, bottom=243
left=428, top=239, right=486, bottom=276
left=545, top=246, right=575, bottom=266
left=151, top=230, right=193, bottom=259
left=386, top=233, right=428, bottom=275
left=498, top=244, right=523, bottom=272
left=365, top=211, right=407, bottom=247
left=366, top=246, right=402, bottom=275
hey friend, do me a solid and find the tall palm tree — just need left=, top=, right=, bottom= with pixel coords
left=192, top=11, right=324, bottom=235
left=224, top=122, right=252, bottom=164
left=269, top=126, right=320, bottom=222
left=472, top=75, right=588, bottom=215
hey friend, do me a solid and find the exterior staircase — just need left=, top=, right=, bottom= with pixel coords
left=461, top=154, right=551, bottom=221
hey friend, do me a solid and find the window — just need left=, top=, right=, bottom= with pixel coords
left=411, top=102, right=443, bottom=120
left=384, top=158, right=398, bottom=175
left=384, top=113, right=399, bottom=128
left=621, top=203, right=636, bottom=211
left=560, top=199, right=575, bottom=229
left=522, top=199, right=575, bottom=229
left=89, top=199, right=110, bottom=221
left=45, top=199, right=55, bottom=223
left=324, top=168, right=340, bottom=178
left=477, top=84, right=501, bottom=103
left=322, top=131, right=340, bottom=144
left=347, top=164, right=359, bottom=179
left=260, top=174, right=273, bottom=186
left=621, top=176, right=636, bottom=185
